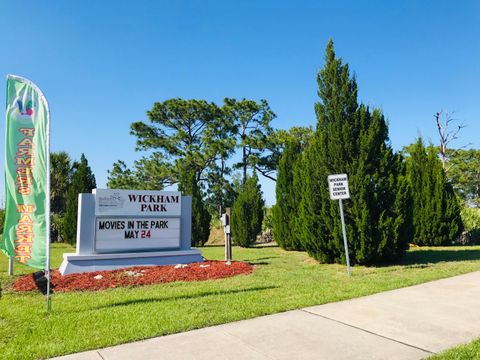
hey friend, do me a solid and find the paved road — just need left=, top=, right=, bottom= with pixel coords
left=52, top=271, right=480, bottom=360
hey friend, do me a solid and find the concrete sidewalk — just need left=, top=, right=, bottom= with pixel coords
left=53, top=271, right=480, bottom=360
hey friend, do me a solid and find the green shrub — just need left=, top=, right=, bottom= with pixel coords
left=178, top=171, right=211, bottom=247
left=406, top=138, right=463, bottom=246
left=459, top=207, right=480, bottom=244
left=63, top=154, right=96, bottom=245
left=232, top=173, right=264, bottom=247
left=51, top=213, right=65, bottom=242
left=273, top=138, right=304, bottom=250
left=262, top=207, right=273, bottom=232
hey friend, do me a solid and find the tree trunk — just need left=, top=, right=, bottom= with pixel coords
left=242, top=132, right=247, bottom=185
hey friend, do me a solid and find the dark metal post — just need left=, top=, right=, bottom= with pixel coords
left=225, top=208, right=232, bottom=264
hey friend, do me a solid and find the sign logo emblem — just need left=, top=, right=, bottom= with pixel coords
left=97, top=192, right=126, bottom=212
left=14, top=96, right=35, bottom=119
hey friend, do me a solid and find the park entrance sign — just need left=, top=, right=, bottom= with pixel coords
left=94, top=189, right=181, bottom=252
left=59, top=189, right=203, bottom=275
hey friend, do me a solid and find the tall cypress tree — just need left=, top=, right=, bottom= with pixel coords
left=231, top=173, right=264, bottom=247
left=62, top=154, right=96, bottom=245
left=297, top=40, right=411, bottom=264
left=273, top=138, right=303, bottom=250
left=406, top=138, right=463, bottom=245
left=178, top=169, right=211, bottom=247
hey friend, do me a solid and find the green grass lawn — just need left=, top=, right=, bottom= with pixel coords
left=2, top=244, right=480, bottom=360
left=429, top=338, right=480, bottom=359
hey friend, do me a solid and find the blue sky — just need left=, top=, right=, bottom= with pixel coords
left=1, top=1, right=479, bottom=206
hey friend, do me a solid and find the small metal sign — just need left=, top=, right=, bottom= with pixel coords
left=328, top=174, right=350, bottom=200
left=224, top=225, right=231, bottom=235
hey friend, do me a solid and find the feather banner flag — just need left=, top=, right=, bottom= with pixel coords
left=1, top=75, right=50, bottom=269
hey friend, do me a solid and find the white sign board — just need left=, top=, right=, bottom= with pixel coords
left=93, top=189, right=182, bottom=253
left=224, top=225, right=231, bottom=235
left=328, top=174, right=350, bottom=200
left=94, top=189, right=181, bottom=216
left=95, top=217, right=181, bottom=252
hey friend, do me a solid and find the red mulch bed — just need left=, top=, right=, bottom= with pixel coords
left=13, top=261, right=254, bottom=293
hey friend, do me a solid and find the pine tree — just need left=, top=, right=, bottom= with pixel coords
left=232, top=173, right=264, bottom=247
left=297, top=40, right=411, bottom=264
left=291, top=149, right=307, bottom=250
left=178, top=170, right=211, bottom=247
left=406, top=138, right=463, bottom=245
left=62, top=154, right=96, bottom=245
left=50, top=151, right=72, bottom=214
left=273, top=138, right=303, bottom=250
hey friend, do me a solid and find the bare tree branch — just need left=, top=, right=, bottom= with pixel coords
left=254, top=165, right=277, bottom=182
left=435, top=110, right=467, bottom=173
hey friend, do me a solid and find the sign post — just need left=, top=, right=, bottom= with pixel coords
left=328, top=174, right=351, bottom=276
left=8, top=256, right=13, bottom=276
left=222, top=208, right=232, bottom=264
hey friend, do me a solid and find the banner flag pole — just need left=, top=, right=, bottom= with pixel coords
left=45, top=90, right=51, bottom=312
left=8, top=256, right=13, bottom=276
